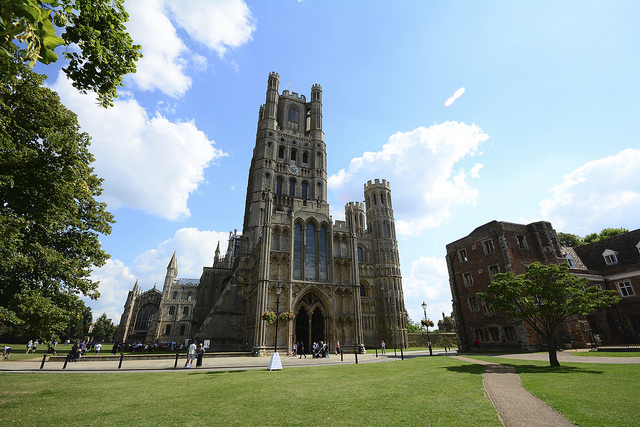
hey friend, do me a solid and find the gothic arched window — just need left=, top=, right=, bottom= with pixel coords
left=305, top=222, right=317, bottom=280
left=134, top=304, right=156, bottom=332
left=319, top=225, right=328, bottom=280
left=288, top=106, right=299, bottom=130
left=289, top=178, right=296, bottom=197
left=302, top=182, right=308, bottom=199
left=294, top=223, right=303, bottom=279
left=276, top=177, right=283, bottom=195
left=358, top=247, right=364, bottom=263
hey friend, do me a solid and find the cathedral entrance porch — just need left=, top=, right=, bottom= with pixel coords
left=294, top=291, right=330, bottom=354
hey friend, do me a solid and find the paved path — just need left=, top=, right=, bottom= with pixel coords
left=453, top=355, right=575, bottom=426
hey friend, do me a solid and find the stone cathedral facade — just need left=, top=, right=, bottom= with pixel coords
left=115, top=73, right=408, bottom=354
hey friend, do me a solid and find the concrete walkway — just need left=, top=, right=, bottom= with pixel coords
left=453, top=355, right=575, bottom=426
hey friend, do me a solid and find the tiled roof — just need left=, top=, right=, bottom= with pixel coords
left=572, top=229, right=640, bottom=272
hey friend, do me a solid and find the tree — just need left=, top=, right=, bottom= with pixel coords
left=558, top=228, right=629, bottom=247
left=1, top=0, right=141, bottom=107
left=92, top=313, right=117, bottom=342
left=557, top=232, right=582, bottom=247
left=478, top=262, right=620, bottom=367
left=406, top=316, right=420, bottom=333
left=583, top=228, right=629, bottom=245
left=61, top=300, right=92, bottom=340
left=0, top=46, right=114, bottom=341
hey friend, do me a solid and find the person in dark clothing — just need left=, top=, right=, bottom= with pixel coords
left=298, top=341, right=306, bottom=359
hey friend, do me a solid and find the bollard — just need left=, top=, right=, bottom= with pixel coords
left=174, top=353, right=179, bottom=368
left=375, top=348, right=378, bottom=357
left=401, top=348, right=404, bottom=360
left=355, top=349, right=358, bottom=364
left=63, top=354, right=69, bottom=369
left=341, top=351, right=343, bottom=362
left=40, top=354, right=47, bottom=369
left=118, top=352, right=124, bottom=369
left=394, top=348, right=397, bottom=357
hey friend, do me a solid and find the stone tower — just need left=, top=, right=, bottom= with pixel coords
left=115, top=73, right=408, bottom=353
left=364, top=179, right=408, bottom=348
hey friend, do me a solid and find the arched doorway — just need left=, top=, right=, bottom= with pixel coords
left=295, top=307, right=309, bottom=352
left=294, top=291, right=329, bottom=353
left=311, top=307, right=324, bottom=345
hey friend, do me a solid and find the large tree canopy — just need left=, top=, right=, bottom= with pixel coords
left=0, top=0, right=141, bottom=107
left=92, top=312, right=117, bottom=342
left=558, top=228, right=629, bottom=247
left=479, top=262, right=620, bottom=366
left=0, top=46, right=114, bottom=340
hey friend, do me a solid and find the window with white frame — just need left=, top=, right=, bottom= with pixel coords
left=516, top=235, right=528, bottom=249
left=468, top=296, right=479, bottom=312
left=489, top=327, right=500, bottom=341
left=617, top=281, right=635, bottom=297
left=565, top=254, right=575, bottom=268
left=483, top=239, right=495, bottom=255
left=603, top=249, right=618, bottom=265
left=488, top=265, right=500, bottom=279
left=463, top=272, right=474, bottom=287
left=481, top=299, right=495, bottom=316
left=458, top=249, right=468, bottom=263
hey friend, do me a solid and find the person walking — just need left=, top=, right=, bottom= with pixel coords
left=26, top=340, right=32, bottom=354
left=336, top=341, right=340, bottom=355
left=95, top=343, right=102, bottom=355
left=381, top=340, right=386, bottom=354
left=185, top=341, right=197, bottom=368
left=298, top=341, right=306, bottom=359
left=195, top=343, right=205, bottom=367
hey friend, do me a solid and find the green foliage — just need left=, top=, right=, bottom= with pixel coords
left=406, top=316, right=420, bottom=333
left=0, top=0, right=141, bottom=107
left=558, top=228, right=629, bottom=247
left=557, top=232, right=582, bottom=247
left=0, top=48, right=114, bottom=340
left=478, top=262, right=620, bottom=366
left=91, top=312, right=117, bottom=342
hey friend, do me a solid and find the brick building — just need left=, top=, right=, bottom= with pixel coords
left=447, top=221, right=640, bottom=352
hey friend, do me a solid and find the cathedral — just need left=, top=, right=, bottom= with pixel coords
left=115, top=73, right=408, bottom=354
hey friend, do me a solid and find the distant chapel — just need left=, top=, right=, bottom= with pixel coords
left=115, top=73, right=408, bottom=354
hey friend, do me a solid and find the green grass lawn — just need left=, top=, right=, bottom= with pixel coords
left=0, top=356, right=500, bottom=426
left=572, top=351, right=640, bottom=357
left=466, top=355, right=639, bottom=427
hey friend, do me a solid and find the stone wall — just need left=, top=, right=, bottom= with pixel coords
left=407, top=332, right=457, bottom=347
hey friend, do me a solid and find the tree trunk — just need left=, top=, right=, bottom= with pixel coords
left=547, top=335, right=560, bottom=367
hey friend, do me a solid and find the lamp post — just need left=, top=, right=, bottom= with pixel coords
left=422, top=301, right=432, bottom=355
left=274, top=283, right=282, bottom=353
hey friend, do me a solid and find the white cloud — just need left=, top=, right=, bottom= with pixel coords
left=50, top=73, right=227, bottom=220
left=88, top=228, right=230, bottom=323
left=85, top=259, right=137, bottom=324
left=328, top=122, right=488, bottom=235
left=165, top=0, right=256, bottom=57
left=540, top=148, right=640, bottom=234
left=125, top=0, right=255, bottom=97
left=401, top=256, right=452, bottom=324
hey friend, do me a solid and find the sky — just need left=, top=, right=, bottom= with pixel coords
left=38, top=0, right=640, bottom=326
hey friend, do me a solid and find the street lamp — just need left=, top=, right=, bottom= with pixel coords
left=274, top=283, right=282, bottom=353
left=422, top=301, right=432, bottom=355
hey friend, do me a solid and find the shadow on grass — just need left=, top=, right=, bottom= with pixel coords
left=504, top=364, right=605, bottom=375
left=199, top=369, right=249, bottom=375
left=442, top=364, right=487, bottom=375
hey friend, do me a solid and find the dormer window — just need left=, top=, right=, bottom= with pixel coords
left=636, top=241, right=640, bottom=254
left=602, top=249, right=618, bottom=265
left=565, top=254, right=575, bottom=268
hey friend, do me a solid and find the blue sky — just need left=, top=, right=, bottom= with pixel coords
left=40, top=0, right=640, bottom=325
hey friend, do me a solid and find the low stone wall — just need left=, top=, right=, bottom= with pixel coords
left=407, top=332, right=457, bottom=348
